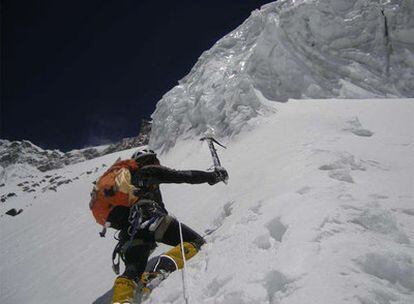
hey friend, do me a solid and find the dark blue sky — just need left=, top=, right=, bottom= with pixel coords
left=1, top=0, right=270, bottom=151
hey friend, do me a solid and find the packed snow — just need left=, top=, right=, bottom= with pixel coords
left=1, top=99, right=413, bottom=304
left=2, top=1, right=414, bottom=303
left=150, top=0, right=414, bottom=151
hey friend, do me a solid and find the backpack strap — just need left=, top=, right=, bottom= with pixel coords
left=99, top=221, right=111, bottom=238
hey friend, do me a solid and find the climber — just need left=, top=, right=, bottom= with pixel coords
left=89, top=148, right=228, bottom=303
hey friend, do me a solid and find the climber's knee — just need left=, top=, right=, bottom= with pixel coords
left=159, top=242, right=199, bottom=271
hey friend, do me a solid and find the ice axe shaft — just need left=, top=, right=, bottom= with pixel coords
left=200, top=136, right=227, bottom=184
left=200, top=136, right=226, bottom=168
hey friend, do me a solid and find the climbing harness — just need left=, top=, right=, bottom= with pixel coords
left=111, top=200, right=165, bottom=275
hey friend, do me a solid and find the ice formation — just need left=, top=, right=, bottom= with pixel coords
left=150, top=0, right=414, bottom=151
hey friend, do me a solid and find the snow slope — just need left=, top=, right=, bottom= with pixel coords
left=150, top=0, right=414, bottom=151
left=1, top=99, right=413, bottom=304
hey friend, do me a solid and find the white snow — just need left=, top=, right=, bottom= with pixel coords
left=2, top=1, right=414, bottom=303
left=1, top=98, right=413, bottom=304
left=150, top=0, right=414, bottom=152
left=1, top=163, right=41, bottom=182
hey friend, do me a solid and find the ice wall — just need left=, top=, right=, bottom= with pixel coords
left=150, top=0, right=414, bottom=151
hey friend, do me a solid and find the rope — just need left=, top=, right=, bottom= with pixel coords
left=178, top=220, right=190, bottom=304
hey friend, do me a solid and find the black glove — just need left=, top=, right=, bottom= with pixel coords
left=208, top=167, right=228, bottom=185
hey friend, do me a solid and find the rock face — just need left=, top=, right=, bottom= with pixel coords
left=103, top=119, right=152, bottom=155
left=0, top=140, right=65, bottom=171
left=150, top=0, right=414, bottom=151
left=0, top=119, right=152, bottom=172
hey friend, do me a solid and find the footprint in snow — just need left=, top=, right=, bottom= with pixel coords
left=254, top=234, right=272, bottom=250
left=318, top=152, right=366, bottom=183
left=357, top=252, right=414, bottom=291
left=313, top=215, right=346, bottom=242
left=326, top=169, right=354, bottom=183
left=344, top=117, right=374, bottom=137
left=266, top=217, right=288, bottom=243
left=350, top=207, right=410, bottom=244
left=212, top=201, right=235, bottom=229
left=206, top=201, right=236, bottom=241
left=238, top=201, right=265, bottom=225
left=249, top=200, right=263, bottom=215
left=264, top=270, right=294, bottom=303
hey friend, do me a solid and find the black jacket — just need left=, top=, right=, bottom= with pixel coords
left=107, top=164, right=215, bottom=230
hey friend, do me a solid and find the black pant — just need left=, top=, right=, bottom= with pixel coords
left=120, top=217, right=205, bottom=280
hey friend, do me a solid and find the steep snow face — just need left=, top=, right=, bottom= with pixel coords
left=1, top=99, right=413, bottom=304
left=146, top=99, right=414, bottom=304
left=150, top=0, right=414, bottom=151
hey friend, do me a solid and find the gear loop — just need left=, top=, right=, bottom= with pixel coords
left=127, top=203, right=143, bottom=238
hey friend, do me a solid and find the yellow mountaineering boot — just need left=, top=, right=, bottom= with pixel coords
left=139, top=272, right=157, bottom=299
left=163, top=242, right=198, bottom=269
left=112, top=276, right=137, bottom=304
left=138, top=242, right=199, bottom=298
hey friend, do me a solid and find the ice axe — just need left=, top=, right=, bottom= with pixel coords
left=200, top=136, right=228, bottom=184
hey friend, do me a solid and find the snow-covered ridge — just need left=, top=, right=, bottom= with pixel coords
left=150, top=0, right=414, bottom=151
left=0, top=120, right=152, bottom=179
left=0, top=139, right=65, bottom=172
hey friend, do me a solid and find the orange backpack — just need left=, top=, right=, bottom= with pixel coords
left=90, top=159, right=139, bottom=226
